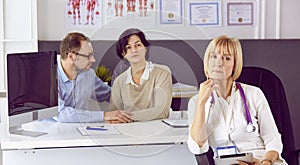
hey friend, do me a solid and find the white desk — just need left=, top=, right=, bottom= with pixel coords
left=0, top=120, right=196, bottom=165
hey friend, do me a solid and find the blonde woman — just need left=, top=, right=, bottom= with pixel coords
left=188, top=35, right=286, bottom=165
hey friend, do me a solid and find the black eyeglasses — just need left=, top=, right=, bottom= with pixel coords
left=73, top=52, right=94, bottom=59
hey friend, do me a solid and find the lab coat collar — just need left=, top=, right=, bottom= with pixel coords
left=212, top=82, right=238, bottom=134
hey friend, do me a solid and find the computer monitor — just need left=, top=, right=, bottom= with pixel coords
left=7, top=51, right=58, bottom=137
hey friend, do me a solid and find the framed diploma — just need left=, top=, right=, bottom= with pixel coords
left=227, top=2, right=254, bottom=26
left=189, top=2, right=221, bottom=26
left=160, top=0, right=183, bottom=24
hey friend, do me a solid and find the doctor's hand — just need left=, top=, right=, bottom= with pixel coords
left=234, top=160, right=252, bottom=165
left=209, top=66, right=227, bottom=98
left=236, top=158, right=269, bottom=165
left=197, top=79, right=213, bottom=106
left=210, top=78, right=227, bottom=98
left=104, top=110, right=133, bottom=124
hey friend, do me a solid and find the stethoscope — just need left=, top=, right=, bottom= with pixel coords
left=235, top=82, right=256, bottom=133
left=209, top=82, right=256, bottom=133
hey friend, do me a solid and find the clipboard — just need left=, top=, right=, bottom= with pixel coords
left=213, top=152, right=253, bottom=165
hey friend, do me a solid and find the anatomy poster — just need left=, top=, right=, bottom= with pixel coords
left=103, top=0, right=156, bottom=28
left=65, top=0, right=103, bottom=29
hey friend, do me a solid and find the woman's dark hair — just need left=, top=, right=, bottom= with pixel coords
left=116, top=28, right=150, bottom=59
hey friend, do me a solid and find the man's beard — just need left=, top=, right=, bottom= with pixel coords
left=74, top=65, right=89, bottom=74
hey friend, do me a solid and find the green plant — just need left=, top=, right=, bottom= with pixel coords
left=95, top=65, right=112, bottom=82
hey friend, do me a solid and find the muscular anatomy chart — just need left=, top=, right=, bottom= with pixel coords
left=66, top=0, right=102, bottom=28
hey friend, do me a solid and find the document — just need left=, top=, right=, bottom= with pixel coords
left=227, top=2, right=254, bottom=26
left=172, top=82, right=198, bottom=98
left=172, top=90, right=198, bottom=98
left=77, top=124, right=121, bottom=136
left=190, top=2, right=221, bottom=26
left=162, top=119, right=188, bottom=128
left=160, top=0, right=183, bottom=24
left=172, top=82, right=198, bottom=92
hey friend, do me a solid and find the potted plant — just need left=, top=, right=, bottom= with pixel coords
left=95, top=65, right=113, bottom=85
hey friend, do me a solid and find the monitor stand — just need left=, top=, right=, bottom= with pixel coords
left=9, top=126, right=47, bottom=137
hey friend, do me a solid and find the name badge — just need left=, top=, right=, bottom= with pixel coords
left=216, top=145, right=237, bottom=157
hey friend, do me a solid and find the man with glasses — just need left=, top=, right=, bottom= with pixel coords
left=58, top=32, right=132, bottom=123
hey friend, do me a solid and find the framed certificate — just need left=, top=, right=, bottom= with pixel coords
left=160, top=0, right=183, bottom=24
left=189, top=2, right=221, bottom=26
left=227, top=2, right=254, bottom=26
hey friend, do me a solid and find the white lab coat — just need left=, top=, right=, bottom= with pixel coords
left=187, top=82, right=285, bottom=163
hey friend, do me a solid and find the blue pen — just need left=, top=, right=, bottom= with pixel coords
left=86, top=126, right=107, bottom=131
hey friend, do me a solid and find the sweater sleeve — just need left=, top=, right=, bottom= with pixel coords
left=109, top=75, right=124, bottom=111
left=132, top=66, right=172, bottom=121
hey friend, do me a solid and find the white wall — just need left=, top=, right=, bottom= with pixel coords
left=0, top=0, right=298, bottom=101
left=280, top=0, right=300, bottom=38
left=0, top=0, right=38, bottom=91
left=37, top=0, right=300, bottom=41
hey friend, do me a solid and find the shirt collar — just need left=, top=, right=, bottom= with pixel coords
left=125, top=61, right=154, bottom=86
left=212, top=81, right=237, bottom=102
left=58, top=59, right=71, bottom=83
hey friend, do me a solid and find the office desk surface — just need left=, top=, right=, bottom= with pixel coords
left=0, top=120, right=189, bottom=150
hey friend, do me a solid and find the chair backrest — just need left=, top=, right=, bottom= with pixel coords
left=237, top=66, right=297, bottom=165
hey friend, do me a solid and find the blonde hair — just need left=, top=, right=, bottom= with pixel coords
left=203, top=35, right=243, bottom=80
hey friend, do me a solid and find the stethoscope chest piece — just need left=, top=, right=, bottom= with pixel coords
left=246, top=123, right=256, bottom=133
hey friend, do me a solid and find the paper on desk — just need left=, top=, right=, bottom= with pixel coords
left=172, top=82, right=198, bottom=92
left=162, top=119, right=188, bottom=128
left=172, top=90, right=198, bottom=97
left=77, top=125, right=121, bottom=136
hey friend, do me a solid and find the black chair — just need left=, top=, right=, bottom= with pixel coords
left=195, top=66, right=299, bottom=165
left=237, top=66, right=298, bottom=165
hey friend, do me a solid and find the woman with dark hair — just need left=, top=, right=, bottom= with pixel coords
left=109, top=28, right=172, bottom=122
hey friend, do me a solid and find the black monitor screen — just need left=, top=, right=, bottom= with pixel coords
left=7, top=51, right=58, bottom=116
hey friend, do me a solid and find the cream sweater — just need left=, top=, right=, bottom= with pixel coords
left=110, top=64, right=172, bottom=121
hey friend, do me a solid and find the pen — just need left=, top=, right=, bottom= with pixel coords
left=86, top=126, right=107, bottom=131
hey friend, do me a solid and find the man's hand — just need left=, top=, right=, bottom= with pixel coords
left=104, top=110, right=133, bottom=123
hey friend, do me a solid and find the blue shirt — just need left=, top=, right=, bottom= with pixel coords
left=57, top=60, right=111, bottom=123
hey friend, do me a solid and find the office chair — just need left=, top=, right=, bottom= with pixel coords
left=237, top=66, right=298, bottom=165
left=195, top=66, right=299, bottom=165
